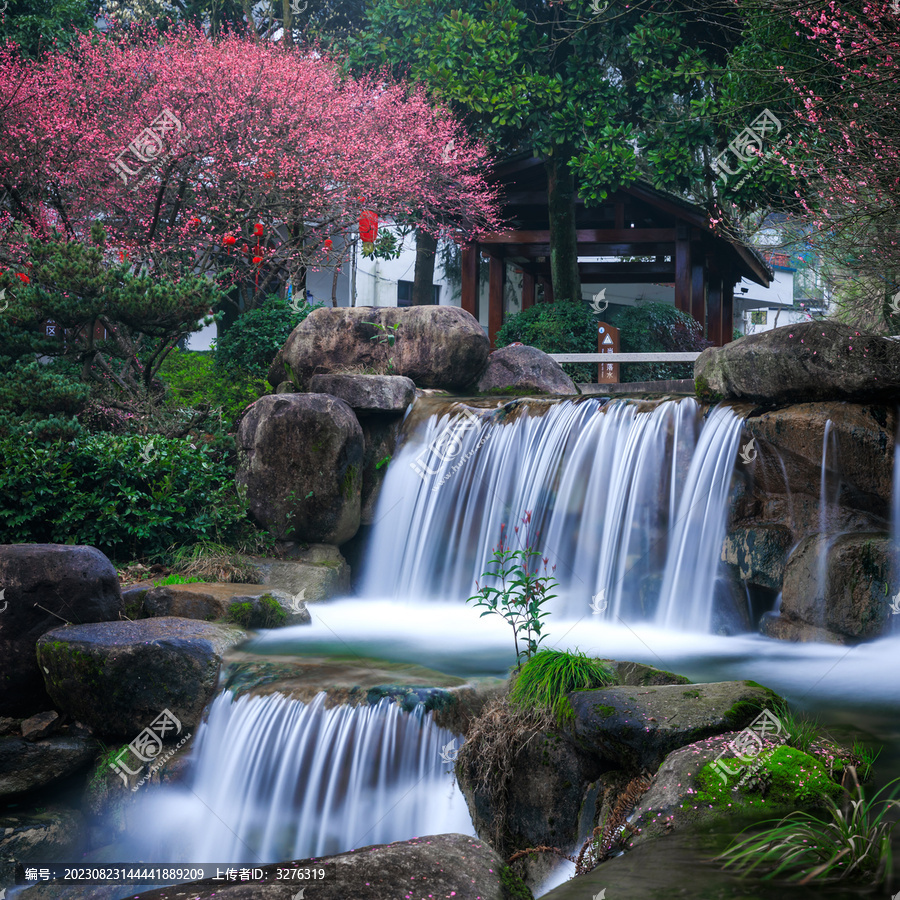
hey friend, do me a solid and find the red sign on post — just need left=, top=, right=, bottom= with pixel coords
left=597, top=322, right=619, bottom=384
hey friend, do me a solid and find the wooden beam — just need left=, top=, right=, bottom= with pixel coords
left=515, top=241, right=675, bottom=259
left=488, top=256, right=505, bottom=348
left=479, top=228, right=676, bottom=245
left=578, top=262, right=676, bottom=278
left=675, top=225, right=690, bottom=314
left=461, top=244, right=478, bottom=319
left=722, top=281, right=735, bottom=344
left=615, top=201, right=625, bottom=229
left=522, top=270, right=535, bottom=311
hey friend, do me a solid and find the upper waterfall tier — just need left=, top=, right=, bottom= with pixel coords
left=360, top=397, right=744, bottom=633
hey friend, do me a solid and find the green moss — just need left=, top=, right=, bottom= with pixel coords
left=687, top=745, right=842, bottom=813
left=594, top=704, right=616, bottom=718
left=723, top=690, right=781, bottom=730
left=682, top=689, right=702, bottom=698
left=640, top=667, right=692, bottom=685
left=499, top=865, right=535, bottom=900
left=341, top=464, right=359, bottom=500
left=226, top=595, right=287, bottom=629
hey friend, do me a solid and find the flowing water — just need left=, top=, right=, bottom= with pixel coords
left=92, top=395, right=900, bottom=899
left=127, top=691, right=472, bottom=864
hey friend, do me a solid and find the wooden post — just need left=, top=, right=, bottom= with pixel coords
left=722, top=280, right=735, bottom=344
left=597, top=322, right=619, bottom=383
left=691, top=244, right=707, bottom=337
left=675, top=224, right=691, bottom=314
left=461, top=243, right=478, bottom=318
left=707, top=270, right=723, bottom=346
left=488, top=255, right=505, bottom=348
left=538, top=275, right=554, bottom=304
left=522, top=270, right=535, bottom=310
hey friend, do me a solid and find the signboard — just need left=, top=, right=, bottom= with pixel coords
left=597, top=322, right=619, bottom=384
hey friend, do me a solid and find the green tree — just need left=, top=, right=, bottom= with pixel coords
left=0, top=223, right=221, bottom=431
left=349, top=0, right=758, bottom=306
left=0, top=0, right=99, bottom=58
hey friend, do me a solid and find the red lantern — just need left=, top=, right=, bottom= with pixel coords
left=16, top=273, right=29, bottom=283
left=253, top=223, right=264, bottom=237
left=359, top=210, right=378, bottom=244
left=188, top=217, right=200, bottom=226
left=323, top=239, right=333, bottom=252
left=223, top=235, right=237, bottom=246
left=263, top=171, right=275, bottom=178
left=253, top=256, right=263, bottom=264
left=242, top=243, right=250, bottom=254
left=119, top=250, right=126, bottom=262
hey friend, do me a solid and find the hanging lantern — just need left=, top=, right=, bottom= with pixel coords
left=223, top=235, right=237, bottom=246
left=252, top=256, right=263, bottom=265
left=253, top=223, right=264, bottom=237
left=16, top=273, right=29, bottom=284
left=358, top=210, right=379, bottom=244
left=323, top=239, right=333, bottom=253
left=188, top=217, right=200, bottom=227
left=118, top=250, right=126, bottom=262
left=263, top=171, right=275, bottom=178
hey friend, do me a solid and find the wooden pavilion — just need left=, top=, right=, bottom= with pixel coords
left=460, top=154, right=772, bottom=347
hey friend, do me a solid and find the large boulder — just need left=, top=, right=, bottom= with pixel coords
left=568, top=680, right=781, bottom=771
left=308, top=373, right=416, bottom=413
left=131, top=834, right=526, bottom=900
left=695, top=322, right=900, bottom=404
left=626, top=735, right=841, bottom=850
left=772, top=532, right=896, bottom=641
left=36, top=618, right=246, bottom=740
left=359, top=415, right=404, bottom=524
left=475, top=345, right=578, bottom=395
left=141, top=583, right=310, bottom=626
left=0, top=544, right=123, bottom=717
left=236, top=394, right=364, bottom=545
left=0, top=734, right=98, bottom=798
left=269, top=306, right=490, bottom=391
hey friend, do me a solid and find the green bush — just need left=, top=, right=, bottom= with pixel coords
left=495, top=302, right=600, bottom=382
left=496, top=300, right=712, bottom=383
left=606, top=303, right=712, bottom=382
left=157, top=348, right=265, bottom=431
left=508, top=649, right=616, bottom=724
left=213, top=295, right=322, bottom=376
left=0, top=432, right=250, bottom=560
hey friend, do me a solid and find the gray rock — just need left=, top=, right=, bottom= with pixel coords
left=236, top=393, right=364, bottom=545
left=476, top=345, right=577, bottom=395
left=0, top=806, right=85, bottom=887
left=141, top=583, right=310, bottom=625
left=308, top=374, right=416, bottom=413
left=359, top=415, right=404, bottom=524
left=0, top=735, right=98, bottom=798
left=131, top=834, right=524, bottom=900
left=248, top=544, right=351, bottom=603
left=776, top=532, right=895, bottom=640
left=0, top=544, right=123, bottom=716
left=695, top=321, right=900, bottom=404
left=569, top=680, right=782, bottom=770
left=269, top=306, right=490, bottom=391
left=759, top=615, right=851, bottom=644
left=36, top=618, right=246, bottom=740
left=721, top=525, right=794, bottom=591
left=21, top=711, right=60, bottom=742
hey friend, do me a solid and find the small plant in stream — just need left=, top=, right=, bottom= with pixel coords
left=716, top=770, right=900, bottom=886
left=467, top=511, right=557, bottom=668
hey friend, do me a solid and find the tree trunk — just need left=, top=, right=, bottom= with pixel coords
left=411, top=229, right=438, bottom=305
left=544, top=148, right=581, bottom=304
left=282, top=0, right=293, bottom=47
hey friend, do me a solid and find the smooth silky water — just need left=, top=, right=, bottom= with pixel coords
left=84, top=397, right=900, bottom=899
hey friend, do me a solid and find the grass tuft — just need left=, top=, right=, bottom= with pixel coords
left=508, top=649, right=616, bottom=724
left=716, top=771, right=900, bottom=886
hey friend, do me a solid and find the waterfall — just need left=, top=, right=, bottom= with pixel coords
left=133, top=692, right=472, bottom=864
left=361, top=397, right=744, bottom=631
